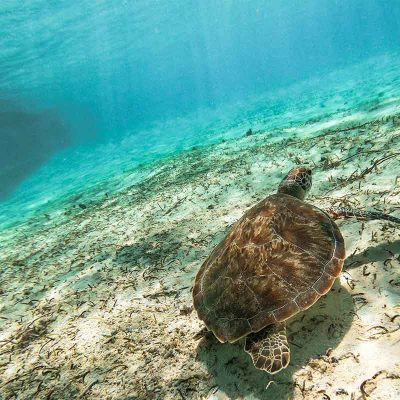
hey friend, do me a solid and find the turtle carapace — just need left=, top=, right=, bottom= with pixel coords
left=193, top=167, right=400, bottom=374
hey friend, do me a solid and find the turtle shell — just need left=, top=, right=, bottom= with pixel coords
left=192, top=193, right=345, bottom=343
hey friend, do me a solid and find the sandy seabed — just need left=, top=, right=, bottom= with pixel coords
left=1, top=74, right=400, bottom=400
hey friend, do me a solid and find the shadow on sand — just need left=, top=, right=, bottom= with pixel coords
left=196, top=282, right=354, bottom=399
left=344, top=239, right=400, bottom=271
left=194, top=239, right=400, bottom=399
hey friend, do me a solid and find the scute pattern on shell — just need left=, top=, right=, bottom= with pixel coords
left=192, top=194, right=345, bottom=343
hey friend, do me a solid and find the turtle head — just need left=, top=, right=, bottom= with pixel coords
left=277, top=167, right=312, bottom=200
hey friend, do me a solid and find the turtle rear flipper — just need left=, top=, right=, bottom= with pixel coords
left=244, top=322, right=290, bottom=374
left=325, top=207, right=400, bottom=224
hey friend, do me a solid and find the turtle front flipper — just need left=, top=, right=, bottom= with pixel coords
left=244, top=322, right=290, bottom=374
left=325, top=207, right=400, bottom=224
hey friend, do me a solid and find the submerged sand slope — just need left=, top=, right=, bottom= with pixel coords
left=0, top=109, right=400, bottom=398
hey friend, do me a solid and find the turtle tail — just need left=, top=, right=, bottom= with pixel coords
left=325, top=207, right=400, bottom=224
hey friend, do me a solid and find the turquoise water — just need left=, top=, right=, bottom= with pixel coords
left=1, top=2, right=400, bottom=399
left=1, top=1, right=400, bottom=216
left=1, top=51, right=400, bottom=230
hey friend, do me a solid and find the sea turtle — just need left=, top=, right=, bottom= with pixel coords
left=192, top=167, right=400, bottom=374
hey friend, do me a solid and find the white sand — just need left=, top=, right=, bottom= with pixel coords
left=0, top=106, right=399, bottom=400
